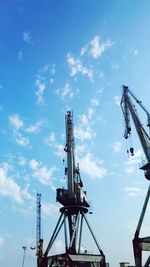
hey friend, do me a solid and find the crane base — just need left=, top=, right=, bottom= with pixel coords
left=46, top=252, right=104, bottom=267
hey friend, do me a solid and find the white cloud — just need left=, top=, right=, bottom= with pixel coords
left=42, top=63, right=56, bottom=75
left=91, top=98, right=99, bottom=107
left=67, top=53, right=93, bottom=81
left=25, top=120, right=44, bottom=134
left=8, top=114, right=42, bottom=147
left=114, top=96, right=120, bottom=106
left=51, top=239, right=65, bottom=254
left=23, top=31, right=31, bottom=43
left=21, top=185, right=34, bottom=202
left=0, top=105, right=3, bottom=111
left=125, top=166, right=134, bottom=174
left=0, top=160, right=33, bottom=209
left=88, top=107, right=95, bottom=118
left=80, top=114, right=89, bottom=125
left=51, top=64, right=56, bottom=75
left=87, top=98, right=100, bottom=118
left=0, top=163, right=23, bottom=203
left=111, top=63, right=119, bottom=70
left=35, top=63, right=56, bottom=104
left=75, top=114, right=95, bottom=141
left=54, top=144, right=65, bottom=157
left=35, top=79, right=46, bottom=105
left=42, top=202, right=58, bottom=216
left=9, top=114, right=24, bottom=130
left=75, top=126, right=93, bottom=141
left=44, top=132, right=56, bottom=146
left=9, top=114, right=29, bottom=146
left=56, top=83, right=74, bottom=100
left=0, top=236, right=4, bottom=247
left=126, top=149, right=144, bottom=166
left=43, top=64, right=50, bottom=72
left=80, top=46, right=88, bottom=56
left=113, top=141, right=122, bottom=153
left=76, top=144, right=88, bottom=155
left=18, top=50, right=23, bottom=60
left=13, top=131, right=30, bottom=147
left=133, top=49, right=138, bottom=56
left=79, top=153, right=107, bottom=179
left=29, top=159, right=39, bottom=170
left=18, top=156, right=26, bottom=166
left=44, top=133, right=65, bottom=158
left=29, top=159, right=57, bottom=185
left=123, top=149, right=145, bottom=175
left=124, top=186, right=145, bottom=197
left=81, top=35, right=113, bottom=59
left=90, top=36, right=113, bottom=58
left=51, top=142, right=64, bottom=158
left=9, top=114, right=44, bottom=144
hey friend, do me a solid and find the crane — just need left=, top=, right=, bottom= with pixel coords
left=121, top=85, right=150, bottom=180
left=36, top=193, right=43, bottom=267
left=37, top=111, right=106, bottom=267
left=121, top=85, right=150, bottom=267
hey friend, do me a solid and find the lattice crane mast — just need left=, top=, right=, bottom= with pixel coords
left=36, top=193, right=43, bottom=267
left=121, top=85, right=150, bottom=180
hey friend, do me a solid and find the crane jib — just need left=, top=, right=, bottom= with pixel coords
left=121, top=85, right=150, bottom=180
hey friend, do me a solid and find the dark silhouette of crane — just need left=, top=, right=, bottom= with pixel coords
left=121, top=85, right=150, bottom=267
left=36, top=111, right=106, bottom=267
left=36, top=193, right=43, bottom=267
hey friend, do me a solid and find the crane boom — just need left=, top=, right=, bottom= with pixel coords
left=121, top=85, right=150, bottom=180
left=65, top=111, right=75, bottom=194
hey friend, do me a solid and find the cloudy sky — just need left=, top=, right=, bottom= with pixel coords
left=1, top=1, right=150, bottom=267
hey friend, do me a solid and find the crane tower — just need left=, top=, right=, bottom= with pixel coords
left=36, top=193, right=43, bottom=267
left=37, top=111, right=106, bottom=267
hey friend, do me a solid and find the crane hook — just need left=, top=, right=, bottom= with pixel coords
left=130, top=147, right=134, bottom=156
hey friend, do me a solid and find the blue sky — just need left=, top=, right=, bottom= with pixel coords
left=1, top=1, right=150, bottom=267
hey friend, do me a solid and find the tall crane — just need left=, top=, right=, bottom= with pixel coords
left=37, top=111, right=106, bottom=267
left=36, top=193, right=43, bottom=267
left=121, top=85, right=150, bottom=267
